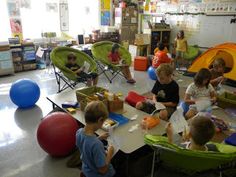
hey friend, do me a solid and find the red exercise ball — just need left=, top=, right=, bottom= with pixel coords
left=37, top=112, right=79, bottom=157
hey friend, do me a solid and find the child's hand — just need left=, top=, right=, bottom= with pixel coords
left=99, top=132, right=109, bottom=140
left=108, top=145, right=114, bottom=155
left=182, top=126, right=190, bottom=142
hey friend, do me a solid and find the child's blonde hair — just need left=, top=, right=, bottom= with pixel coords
left=213, top=58, right=225, bottom=68
left=156, top=64, right=173, bottom=76
left=84, top=101, right=108, bottom=123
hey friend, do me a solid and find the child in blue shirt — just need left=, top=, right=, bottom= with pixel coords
left=76, top=101, right=115, bottom=177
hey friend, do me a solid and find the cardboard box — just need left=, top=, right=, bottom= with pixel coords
left=135, top=34, right=151, bottom=45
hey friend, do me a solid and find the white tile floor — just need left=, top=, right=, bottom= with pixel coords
left=0, top=68, right=235, bottom=177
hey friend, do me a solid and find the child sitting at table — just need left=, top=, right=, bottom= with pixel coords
left=108, top=43, right=136, bottom=84
left=136, top=64, right=179, bottom=121
left=184, top=68, right=216, bottom=119
left=76, top=101, right=115, bottom=177
left=152, top=43, right=172, bottom=69
left=210, top=58, right=225, bottom=88
left=66, top=52, right=98, bottom=86
left=166, top=115, right=218, bottom=151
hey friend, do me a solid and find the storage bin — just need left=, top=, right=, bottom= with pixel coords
left=134, top=56, right=148, bottom=71
left=217, top=92, right=236, bottom=108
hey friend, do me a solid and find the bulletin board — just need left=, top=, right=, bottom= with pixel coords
left=100, top=0, right=111, bottom=26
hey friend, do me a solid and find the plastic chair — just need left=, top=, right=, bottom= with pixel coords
left=91, top=41, right=132, bottom=83
left=144, top=134, right=236, bottom=177
left=50, top=46, right=97, bottom=92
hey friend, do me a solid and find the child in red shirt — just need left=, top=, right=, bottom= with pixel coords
left=152, top=43, right=172, bottom=68
left=108, top=43, right=136, bottom=84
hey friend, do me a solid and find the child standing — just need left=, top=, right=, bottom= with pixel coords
left=184, top=68, right=216, bottom=119
left=174, top=30, right=188, bottom=69
left=108, top=43, right=136, bottom=84
left=136, top=64, right=179, bottom=121
left=210, top=58, right=225, bottom=88
left=152, top=43, right=172, bottom=68
left=76, top=101, right=115, bottom=177
left=166, top=115, right=217, bottom=151
left=66, top=52, right=98, bottom=86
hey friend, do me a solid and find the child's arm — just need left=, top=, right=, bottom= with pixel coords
left=166, top=123, right=173, bottom=143
left=210, top=76, right=224, bottom=86
left=185, top=40, right=188, bottom=53
left=98, top=145, right=114, bottom=174
left=162, top=102, right=178, bottom=107
left=210, top=91, right=217, bottom=103
left=184, top=93, right=195, bottom=105
left=74, top=67, right=84, bottom=74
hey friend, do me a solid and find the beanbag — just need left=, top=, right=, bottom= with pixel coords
left=125, top=91, right=146, bottom=107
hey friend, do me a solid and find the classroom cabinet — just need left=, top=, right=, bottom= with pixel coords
left=0, top=44, right=14, bottom=76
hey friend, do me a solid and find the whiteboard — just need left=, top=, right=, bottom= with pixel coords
left=167, top=15, right=236, bottom=48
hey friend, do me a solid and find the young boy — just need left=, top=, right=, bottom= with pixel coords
left=136, top=64, right=179, bottom=121
left=210, top=58, right=225, bottom=88
left=152, top=43, right=172, bottom=68
left=66, top=52, right=98, bottom=86
left=166, top=115, right=218, bottom=151
left=76, top=101, right=115, bottom=177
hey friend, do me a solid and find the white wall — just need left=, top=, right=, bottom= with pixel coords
left=166, top=14, right=236, bottom=48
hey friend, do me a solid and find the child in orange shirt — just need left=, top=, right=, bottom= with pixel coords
left=152, top=43, right=172, bottom=68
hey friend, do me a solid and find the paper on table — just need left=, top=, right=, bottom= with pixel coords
left=169, top=107, right=188, bottom=134
left=107, top=129, right=120, bottom=157
left=155, top=102, right=166, bottom=110
left=83, top=61, right=90, bottom=73
left=195, top=98, right=211, bottom=112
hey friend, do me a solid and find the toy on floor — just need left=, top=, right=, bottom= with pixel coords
left=9, top=79, right=40, bottom=108
left=147, top=66, right=157, bottom=80
left=37, top=112, right=79, bottom=157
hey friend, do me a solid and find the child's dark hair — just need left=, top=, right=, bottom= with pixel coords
left=111, top=43, right=120, bottom=54
left=177, top=30, right=184, bottom=39
left=158, top=43, right=165, bottom=51
left=213, top=58, right=226, bottom=69
left=67, top=52, right=76, bottom=60
left=84, top=101, right=109, bottom=123
left=194, top=68, right=211, bottom=88
left=190, top=116, right=215, bottom=146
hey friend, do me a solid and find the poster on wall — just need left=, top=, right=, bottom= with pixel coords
left=46, top=3, right=58, bottom=13
left=60, top=3, right=69, bottom=31
left=7, top=1, right=20, bottom=17
left=7, top=0, right=23, bottom=41
left=20, top=0, right=31, bottom=9
left=101, top=0, right=110, bottom=10
left=101, top=11, right=110, bottom=26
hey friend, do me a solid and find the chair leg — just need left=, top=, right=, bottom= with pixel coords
left=151, top=151, right=156, bottom=177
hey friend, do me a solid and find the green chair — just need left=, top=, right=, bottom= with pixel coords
left=50, top=46, right=97, bottom=92
left=91, top=41, right=132, bottom=83
left=144, top=134, right=236, bottom=177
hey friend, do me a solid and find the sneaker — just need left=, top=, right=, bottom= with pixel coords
left=127, top=79, right=136, bottom=84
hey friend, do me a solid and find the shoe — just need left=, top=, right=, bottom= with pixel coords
left=127, top=79, right=136, bottom=84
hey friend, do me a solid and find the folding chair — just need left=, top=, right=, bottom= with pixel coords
left=91, top=41, right=132, bottom=83
left=144, top=134, right=236, bottom=177
left=50, top=47, right=97, bottom=92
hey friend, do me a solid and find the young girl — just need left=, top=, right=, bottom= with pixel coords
left=108, top=43, right=136, bottom=84
left=174, top=30, right=188, bottom=69
left=184, top=68, right=216, bottom=119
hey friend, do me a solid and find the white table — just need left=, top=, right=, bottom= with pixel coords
left=46, top=90, right=167, bottom=154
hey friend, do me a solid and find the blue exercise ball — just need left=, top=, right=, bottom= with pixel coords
left=10, top=79, right=40, bottom=108
left=147, top=67, right=157, bottom=80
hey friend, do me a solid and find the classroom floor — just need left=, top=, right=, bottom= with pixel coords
left=0, top=68, right=235, bottom=177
